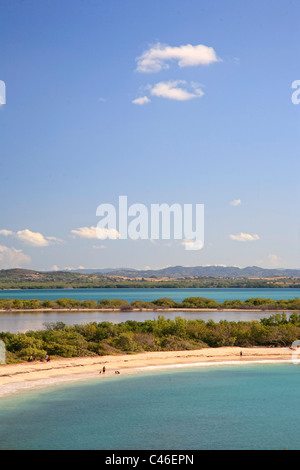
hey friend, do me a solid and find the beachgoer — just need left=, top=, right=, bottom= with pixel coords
left=240, top=351, right=243, bottom=357
left=102, top=366, right=106, bottom=374
left=115, top=370, right=120, bottom=374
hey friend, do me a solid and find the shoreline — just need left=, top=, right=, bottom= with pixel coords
left=0, top=347, right=295, bottom=398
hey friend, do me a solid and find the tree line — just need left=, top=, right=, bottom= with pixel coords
left=1, top=277, right=300, bottom=289
left=1, top=296, right=300, bottom=310
left=1, top=312, right=300, bottom=363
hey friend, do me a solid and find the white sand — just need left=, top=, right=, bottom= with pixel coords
left=0, top=347, right=294, bottom=398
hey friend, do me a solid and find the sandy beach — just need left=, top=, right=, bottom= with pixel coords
left=0, top=346, right=294, bottom=398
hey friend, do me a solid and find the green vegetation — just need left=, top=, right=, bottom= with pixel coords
left=1, top=296, right=300, bottom=311
left=1, top=313, right=300, bottom=363
left=1, top=268, right=300, bottom=288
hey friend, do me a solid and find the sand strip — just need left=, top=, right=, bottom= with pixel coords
left=0, top=347, right=295, bottom=398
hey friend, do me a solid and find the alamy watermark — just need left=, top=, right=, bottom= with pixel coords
left=0, top=80, right=6, bottom=105
left=0, top=340, right=6, bottom=364
left=291, top=340, right=300, bottom=364
left=291, top=80, right=300, bottom=104
left=96, top=196, right=204, bottom=250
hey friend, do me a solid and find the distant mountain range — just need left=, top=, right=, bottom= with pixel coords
left=66, top=265, right=300, bottom=279
left=0, top=266, right=300, bottom=289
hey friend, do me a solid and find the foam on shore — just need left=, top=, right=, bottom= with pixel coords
left=0, top=357, right=294, bottom=399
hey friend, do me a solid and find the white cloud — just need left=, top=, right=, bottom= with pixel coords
left=229, top=232, right=260, bottom=242
left=0, top=245, right=31, bottom=268
left=71, top=226, right=98, bottom=239
left=0, top=229, right=14, bottom=236
left=71, top=225, right=120, bottom=240
left=132, top=96, right=151, bottom=105
left=136, top=42, right=220, bottom=73
left=97, top=227, right=120, bottom=240
left=16, top=230, right=51, bottom=246
left=0, top=228, right=61, bottom=247
left=64, top=265, right=87, bottom=271
left=150, top=80, right=204, bottom=101
left=45, top=236, right=63, bottom=243
left=181, top=239, right=204, bottom=250
left=203, top=264, right=231, bottom=267
left=230, top=199, right=242, bottom=206
left=267, top=253, right=280, bottom=267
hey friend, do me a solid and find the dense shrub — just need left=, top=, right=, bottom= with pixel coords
left=1, top=313, right=300, bottom=363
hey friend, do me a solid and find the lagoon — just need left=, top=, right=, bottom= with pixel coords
left=1, top=287, right=299, bottom=333
left=0, top=287, right=299, bottom=303
left=0, top=309, right=287, bottom=334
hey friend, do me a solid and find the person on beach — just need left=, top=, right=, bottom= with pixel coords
left=240, top=351, right=243, bottom=357
left=102, top=366, right=106, bottom=374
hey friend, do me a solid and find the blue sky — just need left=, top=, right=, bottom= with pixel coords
left=0, top=0, right=299, bottom=271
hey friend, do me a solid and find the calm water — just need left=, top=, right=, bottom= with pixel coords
left=0, top=287, right=299, bottom=302
left=0, top=363, right=300, bottom=450
left=0, top=310, right=291, bottom=334
left=1, top=287, right=299, bottom=333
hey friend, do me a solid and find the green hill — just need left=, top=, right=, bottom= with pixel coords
left=0, top=267, right=300, bottom=289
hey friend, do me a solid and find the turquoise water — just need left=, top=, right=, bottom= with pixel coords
left=1, top=363, right=300, bottom=450
left=0, top=287, right=299, bottom=302
left=1, top=288, right=299, bottom=334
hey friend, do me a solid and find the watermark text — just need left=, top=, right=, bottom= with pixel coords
left=0, top=340, right=6, bottom=364
left=96, top=196, right=204, bottom=250
left=0, top=80, right=6, bottom=105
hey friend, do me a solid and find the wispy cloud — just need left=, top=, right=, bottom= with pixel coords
left=71, top=225, right=120, bottom=240
left=230, top=199, right=242, bottom=206
left=136, top=42, right=221, bottom=73
left=132, top=96, right=151, bottom=105
left=71, top=226, right=98, bottom=239
left=181, top=239, right=204, bottom=250
left=64, top=265, right=87, bottom=271
left=0, top=245, right=31, bottom=268
left=0, top=229, right=62, bottom=247
left=229, top=232, right=260, bottom=242
left=149, top=80, right=204, bottom=101
left=267, top=253, right=280, bottom=267
left=0, top=229, right=13, bottom=236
